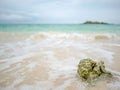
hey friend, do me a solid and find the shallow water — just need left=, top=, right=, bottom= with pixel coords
left=0, top=24, right=120, bottom=33
left=0, top=32, right=120, bottom=90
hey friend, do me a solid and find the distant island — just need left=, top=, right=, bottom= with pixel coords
left=83, top=21, right=108, bottom=24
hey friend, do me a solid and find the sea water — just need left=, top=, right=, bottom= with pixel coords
left=0, top=24, right=120, bottom=90
left=0, top=24, right=120, bottom=33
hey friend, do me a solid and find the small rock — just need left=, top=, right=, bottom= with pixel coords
left=77, top=58, right=112, bottom=82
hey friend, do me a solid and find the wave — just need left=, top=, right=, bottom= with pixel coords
left=27, top=32, right=119, bottom=42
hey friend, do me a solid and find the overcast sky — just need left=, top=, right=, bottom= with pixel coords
left=0, top=0, right=120, bottom=24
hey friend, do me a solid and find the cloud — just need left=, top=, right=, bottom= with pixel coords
left=0, top=0, right=120, bottom=24
left=0, top=14, right=25, bottom=21
left=0, top=8, right=32, bottom=21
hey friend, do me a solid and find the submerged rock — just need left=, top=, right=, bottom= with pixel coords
left=77, top=58, right=112, bottom=82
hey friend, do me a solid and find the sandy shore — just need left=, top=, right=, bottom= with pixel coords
left=0, top=32, right=120, bottom=90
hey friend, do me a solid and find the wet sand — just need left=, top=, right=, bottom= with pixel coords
left=0, top=32, right=120, bottom=90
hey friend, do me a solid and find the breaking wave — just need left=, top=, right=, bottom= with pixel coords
left=28, top=32, right=119, bottom=42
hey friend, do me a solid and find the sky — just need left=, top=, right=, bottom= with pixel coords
left=0, top=0, right=120, bottom=24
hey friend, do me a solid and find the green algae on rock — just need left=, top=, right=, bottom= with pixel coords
left=77, top=58, right=112, bottom=82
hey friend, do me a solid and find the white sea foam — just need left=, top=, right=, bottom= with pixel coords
left=0, top=32, right=120, bottom=90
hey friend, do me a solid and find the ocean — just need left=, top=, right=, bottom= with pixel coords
left=0, top=24, right=120, bottom=33
left=0, top=24, right=120, bottom=90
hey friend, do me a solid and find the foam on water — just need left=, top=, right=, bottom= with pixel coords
left=0, top=32, right=120, bottom=90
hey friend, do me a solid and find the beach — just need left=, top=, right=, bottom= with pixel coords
left=0, top=0, right=120, bottom=89
left=0, top=27, right=120, bottom=90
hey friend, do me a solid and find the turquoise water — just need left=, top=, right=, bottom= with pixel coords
left=0, top=24, right=120, bottom=33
